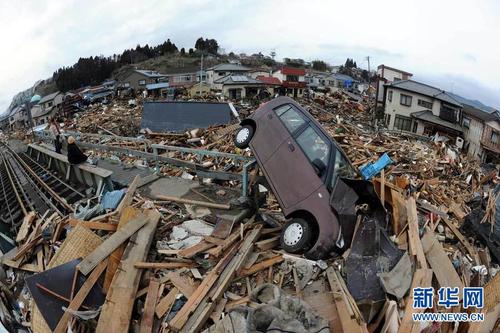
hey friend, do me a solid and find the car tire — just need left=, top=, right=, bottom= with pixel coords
left=234, top=125, right=254, bottom=149
left=280, top=218, right=312, bottom=254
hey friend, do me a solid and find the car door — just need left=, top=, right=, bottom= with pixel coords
left=250, top=104, right=299, bottom=164
left=263, top=110, right=329, bottom=209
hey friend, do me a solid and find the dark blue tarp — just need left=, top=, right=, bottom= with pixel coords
left=141, top=101, right=234, bottom=133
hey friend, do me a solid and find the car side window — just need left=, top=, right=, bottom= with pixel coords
left=275, top=104, right=307, bottom=134
left=330, top=148, right=356, bottom=188
left=296, top=126, right=330, bottom=170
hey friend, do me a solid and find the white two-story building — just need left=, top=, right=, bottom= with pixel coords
left=383, top=80, right=463, bottom=139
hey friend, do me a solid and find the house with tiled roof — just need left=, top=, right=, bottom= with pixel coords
left=272, top=67, right=306, bottom=97
left=383, top=80, right=464, bottom=138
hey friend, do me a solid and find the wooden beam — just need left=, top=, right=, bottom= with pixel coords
left=237, top=255, right=284, bottom=279
left=406, top=197, right=428, bottom=269
left=168, top=271, right=200, bottom=298
left=116, top=175, right=140, bottom=214
left=16, top=212, right=36, bottom=243
left=53, top=260, right=108, bottom=333
left=421, top=231, right=464, bottom=291
left=68, top=219, right=117, bottom=231
left=139, top=278, right=160, bottom=333
left=255, top=236, right=280, bottom=251
left=77, top=212, right=148, bottom=275
left=104, top=207, right=141, bottom=292
left=441, top=216, right=479, bottom=264
left=134, top=262, right=195, bottom=270
left=178, top=241, right=215, bottom=258
left=173, top=226, right=262, bottom=332
left=95, top=210, right=160, bottom=333
left=155, top=287, right=179, bottom=318
left=399, top=268, right=433, bottom=333
left=156, top=195, right=231, bottom=210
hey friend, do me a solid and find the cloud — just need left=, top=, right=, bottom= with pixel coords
left=1, top=0, right=500, bottom=112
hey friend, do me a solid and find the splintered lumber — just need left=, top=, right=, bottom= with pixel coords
left=16, top=212, right=36, bottom=243
left=96, top=210, right=161, bottom=333
left=156, top=287, right=179, bottom=318
left=406, top=197, right=428, bottom=269
left=399, top=268, right=433, bottom=333
left=237, top=255, right=284, bottom=279
left=139, top=278, right=161, bottom=333
left=68, top=219, right=118, bottom=231
left=255, top=236, right=280, bottom=251
left=134, top=262, right=195, bottom=270
left=157, top=195, right=231, bottom=210
left=178, top=241, right=215, bottom=258
left=77, top=211, right=148, bottom=275
left=167, top=271, right=200, bottom=297
left=104, top=206, right=141, bottom=292
left=421, top=231, right=464, bottom=291
left=325, top=267, right=367, bottom=333
left=172, top=226, right=262, bottom=332
left=484, top=273, right=500, bottom=312
left=116, top=175, right=141, bottom=214
left=441, top=216, right=479, bottom=263
left=53, top=260, right=108, bottom=333
left=210, top=298, right=228, bottom=323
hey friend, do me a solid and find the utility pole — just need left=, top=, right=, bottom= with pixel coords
left=199, top=54, right=204, bottom=96
left=366, top=56, right=374, bottom=125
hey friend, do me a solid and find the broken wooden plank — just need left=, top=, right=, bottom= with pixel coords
left=255, top=236, right=280, bottom=251
left=116, top=175, right=141, bottom=214
left=68, top=219, right=118, bottom=231
left=421, top=231, right=464, bottom=291
left=406, top=197, right=428, bottom=269
left=168, top=271, right=200, bottom=298
left=399, top=268, right=433, bottom=333
left=95, top=210, right=160, bottom=333
left=16, top=212, right=36, bottom=243
left=326, top=267, right=367, bottom=333
left=441, top=216, right=479, bottom=264
left=53, top=260, right=108, bottom=333
left=155, top=287, right=179, bottom=318
left=77, top=212, right=148, bottom=275
left=134, top=262, right=195, bottom=270
left=238, top=255, right=284, bottom=279
left=104, top=206, right=141, bottom=292
left=174, top=226, right=262, bottom=332
left=139, top=278, right=160, bottom=333
left=157, top=195, right=231, bottom=210
left=178, top=240, right=215, bottom=258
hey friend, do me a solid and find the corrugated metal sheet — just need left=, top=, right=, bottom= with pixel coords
left=141, top=101, right=234, bottom=133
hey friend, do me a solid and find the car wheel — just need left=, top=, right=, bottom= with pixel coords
left=280, top=218, right=312, bottom=254
left=234, top=125, right=254, bottom=149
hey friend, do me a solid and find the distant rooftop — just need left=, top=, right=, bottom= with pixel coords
left=214, top=75, right=262, bottom=85
left=209, top=63, right=250, bottom=72
left=386, top=80, right=462, bottom=107
left=377, top=64, right=413, bottom=76
left=134, top=69, right=167, bottom=78
left=39, top=91, right=62, bottom=104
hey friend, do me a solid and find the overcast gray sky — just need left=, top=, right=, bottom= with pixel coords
left=1, top=0, right=500, bottom=113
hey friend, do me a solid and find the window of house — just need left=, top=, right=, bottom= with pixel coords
left=394, top=115, right=412, bottom=131
left=275, top=104, right=307, bottom=134
left=286, top=75, right=299, bottom=82
left=388, top=91, right=393, bottom=102
left=400, top=94, right=412, bottom=106
left=418, top=99, right=433, bottom=109
left=393, top=78, right=401, bottom=81
left=384, top=114, right=391, bottom=126
left=492, top=131, right=499, bottom=144
left=463, top=117, right=471, bottom=129
left=123, top=82, right=130, bottom=88
left=138, top=79, right=146, bottom=86
left=296, top=126, right=330, bottom=170
left=440, top=104, right=457, bottom=123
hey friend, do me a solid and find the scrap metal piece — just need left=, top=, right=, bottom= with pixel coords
left=345, top=215, right=403, bottom=323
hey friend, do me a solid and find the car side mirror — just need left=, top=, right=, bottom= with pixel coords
left=312, top=159, right=326, bottom=177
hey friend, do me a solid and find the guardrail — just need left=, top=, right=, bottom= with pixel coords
left=34, top=130, right=257, bottom=197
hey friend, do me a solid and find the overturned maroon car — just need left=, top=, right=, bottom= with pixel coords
left=234, top=96, right=385, bottom=259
